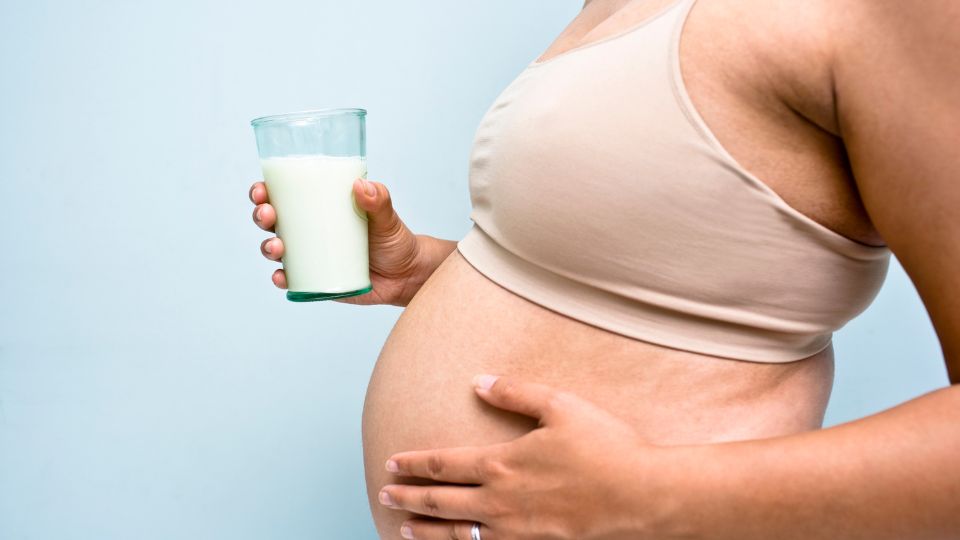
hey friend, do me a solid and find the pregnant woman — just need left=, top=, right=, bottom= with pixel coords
left=251, top=0, right=960, bottom=537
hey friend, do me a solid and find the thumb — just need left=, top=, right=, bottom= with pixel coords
left=354, top=178, right=403, bottom=238
left=472, top=375, right=566, bottom=424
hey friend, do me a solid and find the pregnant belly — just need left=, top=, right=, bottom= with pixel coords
left=362, top=249, right=833, bottom=539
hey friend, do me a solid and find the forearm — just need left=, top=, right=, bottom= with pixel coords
left=658, top=384, right=960, bottom=539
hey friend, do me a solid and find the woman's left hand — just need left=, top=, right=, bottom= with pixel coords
left=378, top=375, right=680, bottom=540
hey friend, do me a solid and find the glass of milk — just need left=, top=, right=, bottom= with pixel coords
left=250, top=108, right=371, bottom=302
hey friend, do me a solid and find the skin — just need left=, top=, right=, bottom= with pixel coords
left=250, top=0, right=959, bottom=537
left=374, top=1, right=960, bottom=539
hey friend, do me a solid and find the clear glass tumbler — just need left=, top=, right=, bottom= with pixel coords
left=251, top=108, right=371, bottom=302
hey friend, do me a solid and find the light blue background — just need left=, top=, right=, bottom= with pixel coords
left=0, top=1, right=948, bottom=539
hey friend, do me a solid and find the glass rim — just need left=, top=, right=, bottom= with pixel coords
left=250, top=108, right=366, bottom=127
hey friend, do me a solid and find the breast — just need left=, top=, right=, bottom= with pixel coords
left=465, top=8, right=890, bottom=362
left=361, top=250, right=833, bottom=539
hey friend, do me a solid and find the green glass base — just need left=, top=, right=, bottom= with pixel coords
left=286, top=285, right=372, bottom=302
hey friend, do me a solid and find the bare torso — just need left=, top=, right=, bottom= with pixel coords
left=363, top=0, right=884, bottom=537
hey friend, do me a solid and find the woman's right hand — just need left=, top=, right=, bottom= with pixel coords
left=249, top=178, right=435, bottom=306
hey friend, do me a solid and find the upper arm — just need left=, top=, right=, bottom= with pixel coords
left=832, top=0, right=960, bottom=382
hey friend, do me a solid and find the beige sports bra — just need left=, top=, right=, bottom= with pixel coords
left=456, top=0, right=890, bottom=362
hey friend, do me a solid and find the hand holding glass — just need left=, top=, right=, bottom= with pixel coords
left=251, top=109, right=371, bottom=301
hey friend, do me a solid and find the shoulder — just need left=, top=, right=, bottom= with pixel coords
left=830, top=0, right=960, bottom=111
left=829, top=1, right=960, bottom=67
left=828, top=0, right=960, bottom=162
left=830, top=0, right=960, bottom=52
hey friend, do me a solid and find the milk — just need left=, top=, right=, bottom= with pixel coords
left=260, top=155, right=370, bottom=296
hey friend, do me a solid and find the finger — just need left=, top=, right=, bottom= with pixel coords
left=472, top=375, right=566, bottom=424
left=271, top=269, right=287, bottom=289
left=260, top=237, right=284, bottom=262
left=379, top=484, right=483, bottom=521
left=386, top=446, right=494, bottom=484
left=249, top=181, right=268, bottom=204
left=400, top=519, right=493, bottom=540
left=353, top=178, right=404, bottom=238
left=252, top=203, right=276, bottom=232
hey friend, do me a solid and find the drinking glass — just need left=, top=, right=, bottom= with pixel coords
left=251, top=108, right=370, bottom=302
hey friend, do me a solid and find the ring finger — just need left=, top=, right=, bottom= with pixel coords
left=400, top=520, right=493, bottom=540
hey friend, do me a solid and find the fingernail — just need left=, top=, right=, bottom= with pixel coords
left=400, top=524, right=414, bottom=539
left=378, top=490, right=394, bottom=507
left=385, top=459, right=399, bottom=473
left=255, top=207, right=263, bottom=221
left=473, top=374, right=498, bottom=390
left=264, top=240, right=273, bottom=255
left=364, top=179, right=376, bottom=197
